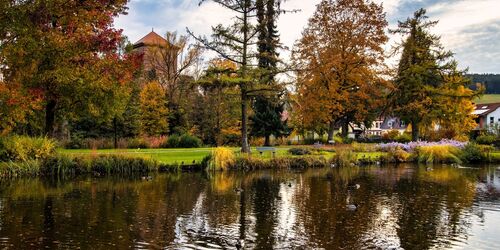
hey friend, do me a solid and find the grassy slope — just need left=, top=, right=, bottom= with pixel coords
left=59, top=147, right=385, bottom=165
left=474, top=94, right=500, bottom=104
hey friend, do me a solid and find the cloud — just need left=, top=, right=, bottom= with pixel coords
left=115, top=0, right=500, bottom=73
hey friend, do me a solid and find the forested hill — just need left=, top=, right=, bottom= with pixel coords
left=468, top=74, right=500, bottom=94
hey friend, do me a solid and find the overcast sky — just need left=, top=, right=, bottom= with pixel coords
left=115, top=0, right=500, bottom=74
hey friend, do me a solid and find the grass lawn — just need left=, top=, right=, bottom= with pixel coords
left=474, top=94, right=500, bottom=104
left=59, top=147, right=293, bottom=165
left=59, top=147, right=386, bottom=165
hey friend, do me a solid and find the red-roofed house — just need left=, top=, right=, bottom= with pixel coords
left=473, top=103, right=500, bottom=129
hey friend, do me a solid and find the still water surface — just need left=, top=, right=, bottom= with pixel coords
left=0, top=165, right=499, bottom=249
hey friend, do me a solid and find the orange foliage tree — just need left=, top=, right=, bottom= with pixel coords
left=293, top=0, right=389, bottom=139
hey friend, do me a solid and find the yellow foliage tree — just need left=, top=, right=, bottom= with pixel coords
left=139, top=82, right=169, bottom=136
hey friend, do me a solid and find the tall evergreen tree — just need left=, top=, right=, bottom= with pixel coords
left=251, top=0, right=288, bottom=146
left=189, top=0, right=272, bottom=153
left=390, top=9, right=478, bottom=141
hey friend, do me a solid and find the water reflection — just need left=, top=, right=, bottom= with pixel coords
left=0, top=165, right=499, bottom=249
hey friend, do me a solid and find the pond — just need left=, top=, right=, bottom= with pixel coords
left=0, top=165, right=499, bottom=249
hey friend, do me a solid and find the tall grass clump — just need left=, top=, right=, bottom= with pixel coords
left=415, top=145, right=462, bottom=164
left=0, top=135, right=56, bottom=162
left=0, top=160, right=41, bottom=177
left=41, top=154, right=161, bottom=176
left=206, top=147, right=235, bottom=171
left=333, top=148, right=357, bottom=167
left=288, top=147, right=311, bottom=155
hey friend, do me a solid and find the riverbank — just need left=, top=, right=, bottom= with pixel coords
left=1, top=147, right=386, bottom=178
left=2, top=138, right=500, bottom=178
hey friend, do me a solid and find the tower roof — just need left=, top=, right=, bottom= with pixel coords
left=133, top=31, right=168, bottom=48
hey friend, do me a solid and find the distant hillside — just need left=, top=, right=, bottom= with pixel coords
left=468, top=74, right=500, bottom=94
left=474, top=94, right=500, bottom=104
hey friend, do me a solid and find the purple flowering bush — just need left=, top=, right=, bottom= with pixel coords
left=378, top=139, right=467, bottom=153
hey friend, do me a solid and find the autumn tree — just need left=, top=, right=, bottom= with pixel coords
left=294, top=0, right=389, bottom=139
left=139, top=82, right=169, bottom=136
left=0, top=0, right=139, bottom=137
left=389, top=9, right=479, bottom=141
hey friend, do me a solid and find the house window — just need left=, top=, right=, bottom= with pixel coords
left=490, top=117, right=495, bottom=124
left=388, top=122, right=393, bottom=128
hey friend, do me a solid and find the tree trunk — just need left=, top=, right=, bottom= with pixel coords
left=113, top=117, right=118, bottom=149
left=411, top=121, right=420, bottom=141
left=264, top=135, right=271, bottom=146
left=328, top=121, right=336, bottom=141
left=240, top=0, right=250, bottom=154
left=241, top=91, right=251, bottom=153
left=341, top=120, right=349, bottom=138
left=44, top=100, right=57, bottom=137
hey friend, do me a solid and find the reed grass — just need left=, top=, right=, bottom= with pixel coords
left=207, top=147, right=236, bottom=171
left=415, top=145, right=462, bottom=164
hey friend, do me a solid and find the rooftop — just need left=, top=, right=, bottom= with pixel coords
left=133, top=31, right=169, bottom=48
left=473, top=103, right=500, bottom=116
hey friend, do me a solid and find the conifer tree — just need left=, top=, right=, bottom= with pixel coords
left=251, top=0, right=288, bottom=146
left=139, top=82, right=169, bottom=136
left=189, top=0, right=261, bottom=153
left=390, top=9, right=478, bottom=141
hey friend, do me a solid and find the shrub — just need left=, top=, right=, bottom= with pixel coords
left=127, top=137, right=149, bottom=149
left=351, top=142, right=376, bottom=152
left=383, top=148, right=411, bottom=163
left=383, top=130, right=400, bottom=140
left=333, top=148, right=357, bottom=167
left=415, top=145, right=461, bottom=164
left=165, top=134, right=180, bottom=148
left=178, top=134, right=202, bottom=148
left=460, top=143, right=485, bottom=163
left=395, top=133, right=412, bottom=143
left=207, top=147, right=236, bottom=171
left=288, top=147, right=311, bottom=155
left=476, top=135, right=496, bottom=145
left=460, top=143, right=493, bottom=163
left=249, top=137, right=265, bottom=146
left=0, top=136, right=56, bottom=162
left=333, top=136, right=344, bottom=144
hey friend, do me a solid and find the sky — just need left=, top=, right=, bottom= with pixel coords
left=115, top=0, right=500, bottom=74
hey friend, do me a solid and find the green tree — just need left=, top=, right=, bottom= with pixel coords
left=189, top=0, right=259, bottom=153
left=251, top=0, right=288, bottom=146
left=139, top=82, right=169, bottom=136
left=195, top=59, right=242, bottom=146
left=0, top=0, right=139, bottom=137
left=389, top=9, right=478, bottom=141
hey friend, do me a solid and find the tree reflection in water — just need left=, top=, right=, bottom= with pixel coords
left=0, top=165, right=498, bottom=249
